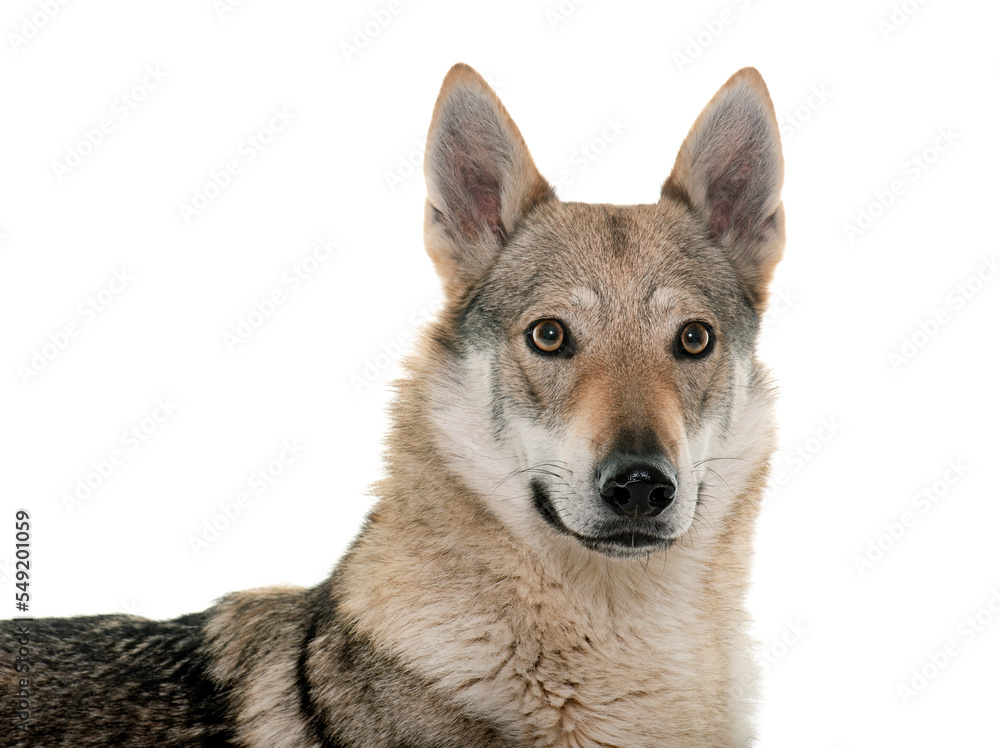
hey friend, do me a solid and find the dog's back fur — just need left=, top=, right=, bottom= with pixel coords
left=4, top=64, right=785, bottom=747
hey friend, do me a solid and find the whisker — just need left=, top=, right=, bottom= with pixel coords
left=693, top=456, right=751, bottom=466
left=485, top=461, right=574, bottom=498
left=700, top=465, right=737, bottom=499
left=639, top=552, right=652, bottom=588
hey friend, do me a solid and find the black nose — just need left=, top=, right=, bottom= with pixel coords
left=599, top=464, right=676, bottom=519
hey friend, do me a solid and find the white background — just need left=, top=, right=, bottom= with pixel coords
left=2, top=0, right=999, bottom=745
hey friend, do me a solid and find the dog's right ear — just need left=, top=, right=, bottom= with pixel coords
left=423, top=64, right=554, bottom=298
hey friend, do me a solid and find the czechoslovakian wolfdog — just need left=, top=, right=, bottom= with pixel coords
left=5, top=63, right=785, bottom=747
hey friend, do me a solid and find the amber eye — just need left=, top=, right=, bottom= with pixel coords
left=528, top=319, right=566, bottom=354
left=678, top=321, right=712, bottom=357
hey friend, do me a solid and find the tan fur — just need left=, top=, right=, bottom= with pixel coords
left=6, top=64, right=784, bottom=748
left=568, top=353, right=686, bottom=461
left=328, top=64, right=786, bottom=746
left=340, top=409, right=773, bottom=746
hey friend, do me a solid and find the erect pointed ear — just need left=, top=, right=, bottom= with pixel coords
left=424, top=63, right=555, bottom=298
left=662, top=68, right=785, bottom=313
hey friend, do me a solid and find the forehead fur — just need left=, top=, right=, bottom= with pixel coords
left=464, top=199, right=759, bottom=350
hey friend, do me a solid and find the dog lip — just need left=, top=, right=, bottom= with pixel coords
left=531, top=479, right=572, bottom=535
left=580, top=532, right=673, bottom=549
left=579, top=535, right=675, bottom=558
left=579, top=522, right=676, bottom=551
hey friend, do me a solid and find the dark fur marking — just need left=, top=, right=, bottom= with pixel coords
left=531, top=479, right=570, bottom=535
left=606, top=427, right=666, bottom=462
left=513, top=355, right=542, bottom=408
left=297, top=606, right=343, bottom=748
left=4, top=613, right=238, bottom=747
left=303, top=592, right=510, bottom=747
left=604, top=209, right=630, bottom=257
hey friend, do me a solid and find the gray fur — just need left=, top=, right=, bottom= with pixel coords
left=2, top=64, right=785, bottom=747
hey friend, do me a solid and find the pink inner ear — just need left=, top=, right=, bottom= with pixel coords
left=460, top=164, right=503, bottom=241
left=708, top=193, right=735, bottom=240
left=706, top=152, right=759, bottom=242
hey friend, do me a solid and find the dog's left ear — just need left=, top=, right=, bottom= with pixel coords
left=662, top=68, right=785, bottom=314
left=424, top=64, right=554, bottom=298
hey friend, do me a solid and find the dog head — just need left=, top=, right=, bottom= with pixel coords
left=418, top=64, right=784, bottom=560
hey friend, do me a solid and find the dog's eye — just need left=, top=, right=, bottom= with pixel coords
left=678, top=322, right=713, bottom=357
left=528, top=319, right=566, bottom=355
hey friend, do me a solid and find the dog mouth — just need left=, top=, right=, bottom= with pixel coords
left=576, top=533, right=675, bottom=559
left=531, top=480, right=677, bottom=558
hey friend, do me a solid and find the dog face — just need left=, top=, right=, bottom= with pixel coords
left=420, top=64, right=784, bottom=560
